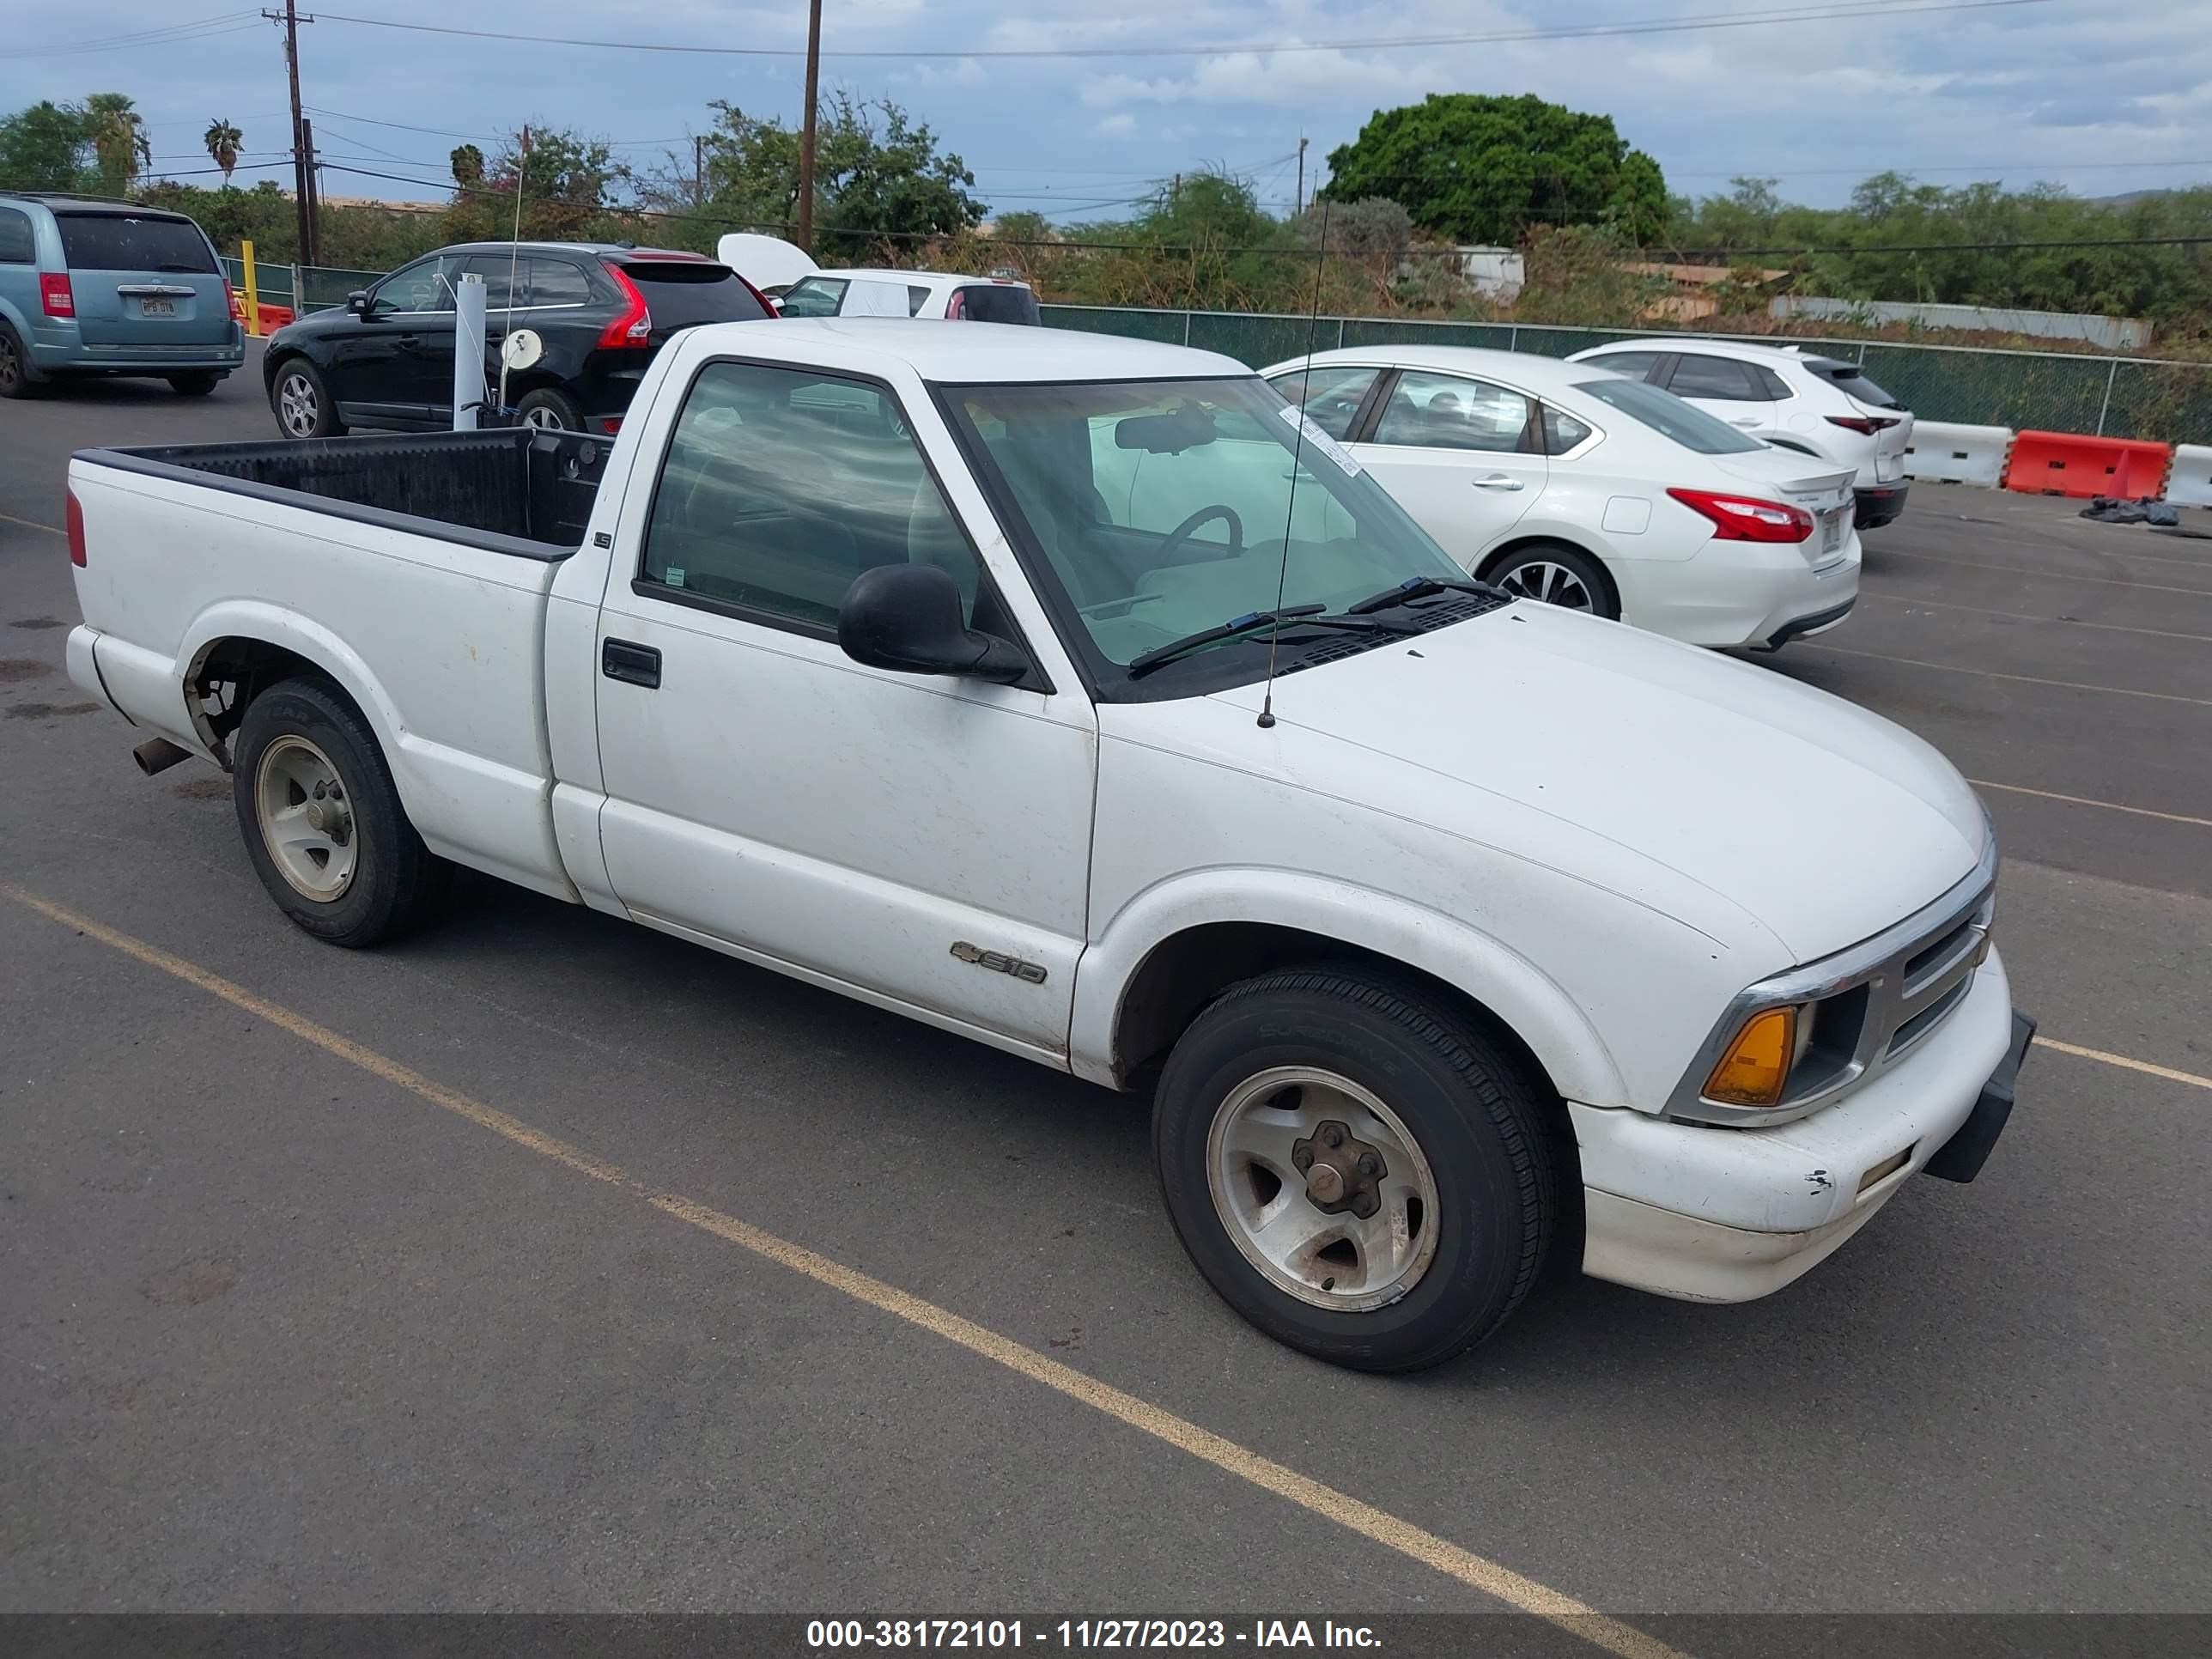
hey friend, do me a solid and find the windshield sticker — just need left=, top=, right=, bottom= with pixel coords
left=1279, top=405, right=1362, bottom=477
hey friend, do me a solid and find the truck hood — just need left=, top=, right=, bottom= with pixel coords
left=1209, top=601, right=1987, bottom=963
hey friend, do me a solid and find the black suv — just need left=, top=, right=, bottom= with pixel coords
left=262, top=241, right=774, bottom=437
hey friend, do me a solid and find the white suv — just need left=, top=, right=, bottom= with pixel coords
left=1566, top=339, right=1914, bottom=530
left=774, top=268, right=1041, bottom=325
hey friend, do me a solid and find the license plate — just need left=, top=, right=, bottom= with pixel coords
left=138, top=297, right=174, bottom=318
left=1823, top=511, right=1844, bottom=554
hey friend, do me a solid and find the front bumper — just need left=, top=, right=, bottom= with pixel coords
left=1574, top=950, right=2025, bottom=1303
left=1854, top=481, right=1909, bottom=528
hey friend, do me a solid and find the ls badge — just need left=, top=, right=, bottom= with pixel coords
left=950, top=940, right=1048, bottom=985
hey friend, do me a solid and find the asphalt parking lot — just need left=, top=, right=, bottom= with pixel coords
left=2, top=353, right=2207, bottom=1630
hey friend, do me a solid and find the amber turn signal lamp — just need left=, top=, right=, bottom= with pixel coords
left=1704, top=1007, right=1797, bottom=1107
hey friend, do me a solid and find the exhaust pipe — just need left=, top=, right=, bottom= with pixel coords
left=132, top=738, right=193, bottom=777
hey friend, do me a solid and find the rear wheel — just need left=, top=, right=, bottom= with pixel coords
left=514, top=386, right=584, bottom=433
left=167, top=371, right=221, bottom=396
left=1152, top=967, right=1558, bottom=1372
left=232, top=677, right=450, bottom=947
left=1484, top=542, right=1618, bottom=619
left=270, top=358, right=343, bottom=438
left=0, top=325, right=38, bottom=399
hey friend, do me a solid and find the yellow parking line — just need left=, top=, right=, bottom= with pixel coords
left=1811, top=644, right=2212, bottom=708
left=1970, top=779, right=2212, bottom=830
left=0, top=510, right=64, bottom=537
left=0, top=881, right=1685, bottom=1659
left=2034, top=1037, right=2212, bottom=1092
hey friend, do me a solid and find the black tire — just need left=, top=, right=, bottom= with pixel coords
left=0, top=324, right=39, bottom=399
left=1153, top=967, right=1558, bottom=1373
left=269, top=356, right=343, bottom=438
left=1483, top=541, right=1620, bottom=620
left=167, top=371, right=221, bottom=396
left=231, top=677, right=451, bottom=948
left=514, top=386, right=584, bottom=433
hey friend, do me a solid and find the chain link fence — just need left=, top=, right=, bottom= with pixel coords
left=1041, top=304, right=2212, bottom=447
left=221, top=256, right=386, bottom=319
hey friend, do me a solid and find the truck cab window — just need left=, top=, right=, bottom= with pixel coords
left=639, top=361, right=983, bottom=630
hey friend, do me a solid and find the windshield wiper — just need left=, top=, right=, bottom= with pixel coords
left=1343, top=574, right=1498, bottom=615
left=1125, top=605, right=1410, bottom=678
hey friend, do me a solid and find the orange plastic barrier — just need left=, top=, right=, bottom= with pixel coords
left=255, top=303, right=295, bottom=331
left=2002, top=430, right=2172, bottom=499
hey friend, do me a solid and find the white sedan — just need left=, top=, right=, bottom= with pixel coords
left=1259, top=345, right=1861, bottom=648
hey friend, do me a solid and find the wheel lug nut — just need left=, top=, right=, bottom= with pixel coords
left=1358, top=1153, right=1380, bottom=1177
left=1322, top=1125, right=1344, bottom=1148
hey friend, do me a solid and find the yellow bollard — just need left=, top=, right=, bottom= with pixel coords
left=240, top=240, right=263, bottom=337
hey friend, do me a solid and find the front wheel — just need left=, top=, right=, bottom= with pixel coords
left=1484, top=543, right=1618, bottom=620
left=231, top=677, right=450, bottom=947
left=270, top=358, right=343, bottom=438
left=1152, top=967, right=1558, bottom=1372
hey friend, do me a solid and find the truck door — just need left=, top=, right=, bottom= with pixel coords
left=589, top=356, right=1097, bottom=1056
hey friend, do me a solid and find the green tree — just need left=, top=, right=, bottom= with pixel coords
left=203, top=118, right=242, bottom=185
left=440, top=127, right=631, bottom=243
left=449, top=143, right=484, bottom=189
left=1, top=100, right=94, bottom=191
left=1322, top=94, right=1667, bottom=246
left=85, top=93, right=150, bottom=195
left=688, top=93, right=985, bottom=252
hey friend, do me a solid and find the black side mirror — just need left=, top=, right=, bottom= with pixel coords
left=838, top=564, right=1028, bottom=684
left=347, top=290, right=370, bottom=316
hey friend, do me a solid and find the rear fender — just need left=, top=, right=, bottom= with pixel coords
left=178, top=601, right=407, bottom=769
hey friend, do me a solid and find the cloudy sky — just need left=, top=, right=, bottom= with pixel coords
left=6, top=1, right=2206, bottom=221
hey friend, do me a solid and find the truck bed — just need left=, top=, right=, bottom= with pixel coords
left=79, top=428, right=611, bottom=556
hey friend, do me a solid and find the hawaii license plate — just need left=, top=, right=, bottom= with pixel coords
left=1822, top=509, right=1844, bottom=554
left=138, top=297, right=174, bottom=317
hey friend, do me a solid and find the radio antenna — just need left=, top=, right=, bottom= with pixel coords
left=1256, top=195, right=1331, bottom=731
left=498, top=125, right=530, bottom=415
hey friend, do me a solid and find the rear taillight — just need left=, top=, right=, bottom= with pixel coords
left=1826, top=415, right=1899, bottom=434
left=40, top=272, right=75, bottom=318
left=225, top=279, right=245, bottom=325
left=596, top=264, right=653, bottom=349
left=66, top=489, right=86, bottom=568
left=945, top=289, right=967, bottom=320
left=597, top=416, right=623, bottom=434
left=1667, top=486, right=1814, bottom=544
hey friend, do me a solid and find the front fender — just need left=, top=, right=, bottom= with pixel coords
left=1069, top=868, right=1632, bottom=1109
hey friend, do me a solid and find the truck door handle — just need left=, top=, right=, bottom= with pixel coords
left=1472, top=474, right=1524, bottom=491
left=602, top=638, right=661, bottom=688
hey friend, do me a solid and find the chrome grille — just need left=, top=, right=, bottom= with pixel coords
left=1667, top=836, right=1998, bottom=1127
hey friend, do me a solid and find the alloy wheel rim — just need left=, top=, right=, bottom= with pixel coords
left=0, top=337, right=18, bottom=391
left=277, top=373, right=319, bottom=436
left=254, top=734, right=358, bottom=901
left=1496, top=559, right=1595, bottom=611
left=522, top=404, right=566, bottom=431
left=1205, top=1066, right=1442, bottom=1313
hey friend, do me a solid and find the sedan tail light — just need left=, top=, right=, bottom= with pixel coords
left=40, top=272, right=75, bottom=318
left=596, top=264, right=653, bottom=349
left=67, top=489, right=87, bottom=568
left=1667, top=486, right=1814, bottom=544
left=1826, top=415, right=1900, bottom=434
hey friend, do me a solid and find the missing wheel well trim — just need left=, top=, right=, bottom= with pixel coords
left=185, top=639, right=351, bottom=767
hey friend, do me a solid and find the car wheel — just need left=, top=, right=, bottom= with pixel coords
left=270, top=359, right=343, bottom=438
left=1152, top=966, right=1558, bottom=1372
left=232, top=677, right=452, bottom=948
left=0, top=325, right=39, bottom=400
left=1485, top=543, right=1619, bottom=620
left=514, top=387, right=584, bottom=433
left=167, top=371, right=221, bottom=397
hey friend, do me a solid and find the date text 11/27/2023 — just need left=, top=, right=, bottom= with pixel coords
left=805, top=1620, right=1382, bottom=1649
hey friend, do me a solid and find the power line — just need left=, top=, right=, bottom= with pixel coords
left=0, top=12, right=263, bottom=58
left=309, top=0, right=2054, bottom=61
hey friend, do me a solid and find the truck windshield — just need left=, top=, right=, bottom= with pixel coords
left=946, top=377, right=1467, bottom=677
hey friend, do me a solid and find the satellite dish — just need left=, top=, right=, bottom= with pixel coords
left=501, top=329, right=544, bottom=371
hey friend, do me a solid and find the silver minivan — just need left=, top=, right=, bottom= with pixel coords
left=0, top=191, right=245, bottom=399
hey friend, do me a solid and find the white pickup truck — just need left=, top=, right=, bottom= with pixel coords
left=63, top=319, right=2033, bottom=1371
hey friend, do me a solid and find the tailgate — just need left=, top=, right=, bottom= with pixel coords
left=57, top=211, right=233, bottom=348
left=1866, top=407, right=1913, bottom=484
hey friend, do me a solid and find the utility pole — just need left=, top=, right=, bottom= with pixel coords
left=263, top=1, right=314, bottom=264
left=299, top=116, right=320, bottom=264
left=693, top=134, right=706, bottom=210
left=796, top=0, right=823, bottom=252
left=1295, top=135, right=1308, bottom=216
